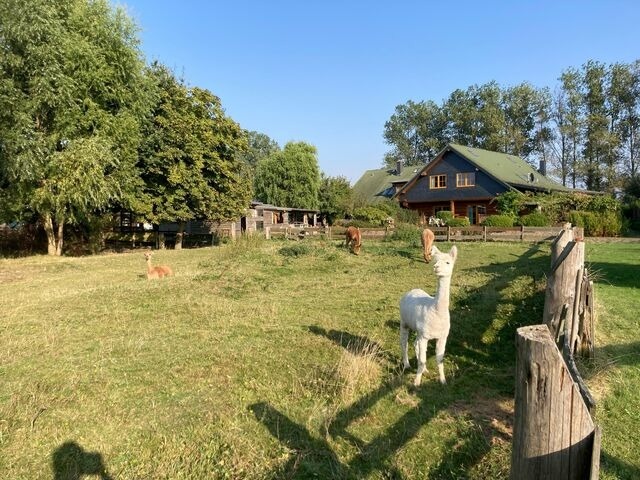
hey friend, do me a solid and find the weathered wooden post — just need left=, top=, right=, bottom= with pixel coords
left=543, top=225, right=584, bottom=342
left=265, top=226, right=271, bottom=240
left=482, top=225, right=487, bottom=242
left=511, top=325, right=600, bottom=480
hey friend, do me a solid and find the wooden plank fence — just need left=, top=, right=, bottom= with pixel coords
left=510, top=224, right=600, bottom=479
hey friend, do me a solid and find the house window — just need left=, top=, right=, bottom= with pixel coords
left=434, top=206, right=450, bottom=215
left=456, top=172, right=476, bottom=187
left=429, top=174, right=447, bottom=189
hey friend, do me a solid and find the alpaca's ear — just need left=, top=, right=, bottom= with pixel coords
left=449, top=245, right=458, bottom=261
left=431, top=245, right=441, bottom=256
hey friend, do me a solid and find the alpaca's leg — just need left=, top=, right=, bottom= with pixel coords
left=400, top=325, right=411, bottom=370
left=414, top=338, right=428, bottom=386
left=435, top=337, right=447, bottom=384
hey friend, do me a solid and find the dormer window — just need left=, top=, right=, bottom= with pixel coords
left=429, top=174, right=447, bottom=189
left=456, top=172, right=476, bottom=187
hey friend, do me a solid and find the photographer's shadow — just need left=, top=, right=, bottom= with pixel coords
left=52, top=441, right=112, bottom=480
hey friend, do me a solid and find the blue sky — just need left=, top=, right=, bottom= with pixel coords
left=119, top=0, right=640, bottom=183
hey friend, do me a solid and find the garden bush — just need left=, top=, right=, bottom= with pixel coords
left=568, top=210, right=624, bottom=237
left=517, top=212, right=550, bottom=227
left=352, top=206, right=389, bottom=225
left=389, top=223, right=421, bottom=243
left=447, top=216, right=470, bottom=227
left=436, top=211, right=454, bottom=223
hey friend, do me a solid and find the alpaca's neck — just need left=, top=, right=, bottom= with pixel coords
left=434, top=275, right=452, bottom=312
left=146, top=259, right=154, bottom=272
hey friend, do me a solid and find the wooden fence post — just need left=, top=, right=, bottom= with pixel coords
left=511, top=325, right=598, bottom=480
left=543, top=226, right=584, bottom=341
left=482, top=225, right=487, bottom=242
left=265, top=227, right=271, bottom=240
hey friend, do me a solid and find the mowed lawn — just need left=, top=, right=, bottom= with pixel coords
left=0, top=237, right=638, bottom=479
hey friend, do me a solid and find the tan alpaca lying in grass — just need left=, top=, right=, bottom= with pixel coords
left=143, top=252, right=173, bottom=280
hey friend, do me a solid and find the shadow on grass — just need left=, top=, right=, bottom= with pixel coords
left=307, top=325, right=397, bottom=366
left=51, top=441, right=112, bottom=480
left=600, top=450, right=640, bottom=480
left=588, top=261, right=640, bottom=289
left=253, top=243, right=551, bottom=478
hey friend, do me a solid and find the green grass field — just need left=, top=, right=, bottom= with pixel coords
left=0, top=237, right=638, bottom=479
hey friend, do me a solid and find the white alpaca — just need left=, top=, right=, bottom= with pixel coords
left=400, top=245, right=458, bottom=385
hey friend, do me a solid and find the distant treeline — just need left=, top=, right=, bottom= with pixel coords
left=384, top=60, right=640, bottom=192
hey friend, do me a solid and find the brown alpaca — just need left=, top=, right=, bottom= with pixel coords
left=144, top=252, right=173, bottom=280
left=421, top=228, right=435, bottom=263
left=345, top=226, right=362, bottom=255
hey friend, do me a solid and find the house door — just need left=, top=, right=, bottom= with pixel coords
left=467, top=206, right=475, bottom=225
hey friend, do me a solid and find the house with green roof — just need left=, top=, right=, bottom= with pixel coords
left=395, top=144, right=578, bottom=224
left=352, top=161, right=420, bottom=204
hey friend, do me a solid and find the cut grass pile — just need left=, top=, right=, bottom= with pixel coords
left=0, top=237, right=638, bottom=479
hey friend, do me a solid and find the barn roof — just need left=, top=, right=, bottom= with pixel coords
left=352, top=166, right=419, bottom=203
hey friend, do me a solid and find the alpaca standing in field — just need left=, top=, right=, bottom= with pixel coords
left=400, top=245, right=458, bottom=385
left=345, top=226, right=362, bottom=255
left=143, top=252, right=173, bottom=280
left=421, top=228, right=435, bottom=263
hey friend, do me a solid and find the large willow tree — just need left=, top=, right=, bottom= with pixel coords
left=254, top=142, right=321, bottom=209
left=0, top=0, right=150, bottom=255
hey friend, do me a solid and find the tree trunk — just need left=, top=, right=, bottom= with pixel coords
left=56, top=221, right=64, bottom=256
left=175, top=221, right=185, bottom=250
left=43, top=213, right=64, bottom=256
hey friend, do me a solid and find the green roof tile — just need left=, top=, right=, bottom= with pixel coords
left=352, top=166, right=420, bottom=203
left=448, top=143, right=572, bottom=192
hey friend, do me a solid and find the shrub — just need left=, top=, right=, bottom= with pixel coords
left=482, top=215, right=515, bottom=227
left=568, top=211, right=596, bottom=235
left=567, top=210, right=624, bottom=237
left=447, top=216, right=470, bottom=227
left=335, top=219, right=375, bottom=228
left=390, top=223, right=422, bottom=243
left=352, top=206, right=389, bottom=225
left=518, top=212, right=550, bottom=227
left=495, top=191, right=524, bottom=217
left=436, top=211, right=454, bottom=223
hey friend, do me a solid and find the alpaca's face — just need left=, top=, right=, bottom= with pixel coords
left=432, top=246, right=457, bottom=277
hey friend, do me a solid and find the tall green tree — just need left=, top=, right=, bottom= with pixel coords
left=318, top=174, right=353, bottom=225
left=559, top=68, right=584, bottom=188
left=0, top=0, right=150, bottom=255
left=383, top=100, right=447, bottom=168
left=582, top=60, right=612, bottom=191
left=139, top=63, right=252, bottom=249
left=444, top=87, right=482, bottom=147
left=609, top=61, right=640, bottom=178
left=503, top=83, right=550, bottom=159
left=254, top=142, right=320, bottom=209
left=241, top=131, right=280, bottom=168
